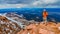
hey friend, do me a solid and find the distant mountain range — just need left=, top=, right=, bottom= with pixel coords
left=0, top=8, right=60, bottom=22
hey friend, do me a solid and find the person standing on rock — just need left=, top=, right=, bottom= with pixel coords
left=43, top=9, right=48, bottom=23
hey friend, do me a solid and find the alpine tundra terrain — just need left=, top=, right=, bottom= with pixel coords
left=0, top=13, right=60, bottom=34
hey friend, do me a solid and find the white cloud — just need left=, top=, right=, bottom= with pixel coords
left=0, top=4, right=27, bottom=9
left=31, top=0, right=59, bottom=8
left=0, top=0, right=59, bottom=8
left=32, top=1, right=42, bottom=6
left=46, top=5, right=60, bottom=8
left=32, top=0, right=56, bottom=6
left=42, top=0, right=57, bottom=4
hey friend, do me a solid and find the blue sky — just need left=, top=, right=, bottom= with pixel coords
left=0, top=0, right=60, bottom=8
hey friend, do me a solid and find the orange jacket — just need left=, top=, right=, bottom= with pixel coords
left=43, top=11, right=48, bottom=18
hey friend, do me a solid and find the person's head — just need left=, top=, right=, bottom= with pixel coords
left=43, top=9, right=46, bottom=12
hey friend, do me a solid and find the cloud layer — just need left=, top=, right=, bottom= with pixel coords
left=0, top=0, right=60, bottom=8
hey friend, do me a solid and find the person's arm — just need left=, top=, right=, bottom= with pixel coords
left=46, top=12, right=48, bottom=16
left=43, top=12, right=44, bottom=16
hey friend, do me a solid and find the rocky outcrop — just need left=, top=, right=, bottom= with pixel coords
left=17, top=22, right=60, bottom=34
left=0, top=16, right=21, bottom=34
